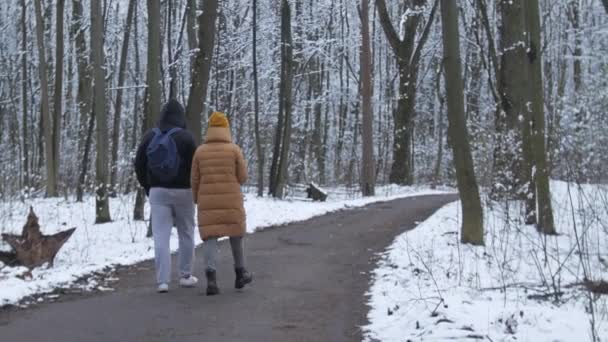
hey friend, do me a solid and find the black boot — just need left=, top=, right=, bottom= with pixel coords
left=205, top=269, right=220, bottom=296
left=235, top=267, right=253, bottom=289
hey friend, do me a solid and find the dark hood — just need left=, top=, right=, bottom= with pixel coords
left=158, top=99, right=186, bottom=131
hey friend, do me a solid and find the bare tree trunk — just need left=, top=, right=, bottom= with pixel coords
left=359, top=0, right=375, bottom=197
left=273, top=0, right=294, bottom=199
left=186, top=0, right=197, bottom=52
left=492, top=0, right=528, bottom=201
left=252, top=0, right=264, bottom=197
left=567, top=0, right=585, bottom=181
left=92, top=0, right=111, bottom=223
left=526, top=0, right=556, bottom=234
left=20, top=0, right=29, bottom=189
left=376, top=0, right=438, bottom=185
left=166, top=0, right=179, bottom=99
left=546, top=28, right=567, bottom=172
left=131, top=1, right=146, bottom=218
left=72, top=0, right=94, bottom=202
left=34, top=0, right=56, bottom=197
left=311, top=59, right=325, bottom=184
left=140, top=0, right=163, bottom=235
left=431, top=61, right=444, bottom=189
left=146, top=0, right=162, bottom=132
left=52, top=0, right=65, bottom=195
left=603, top=0, right=608, bottom=15
left=568, top=1, right=583, bottom=101
left=440, top=0, right=484, bottom=245
left=268, top=84, right=284, bottom=195
left=110, top=0, right=136, bottom=195
left=185, top=0, right=219, bottom=143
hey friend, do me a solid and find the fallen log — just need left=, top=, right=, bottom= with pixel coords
left=1, top=207, right=76, bottom=269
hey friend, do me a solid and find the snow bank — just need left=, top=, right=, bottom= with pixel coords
left=364, top=181, right=608, bottom=342
left=0, top=185, right=452, bottom=307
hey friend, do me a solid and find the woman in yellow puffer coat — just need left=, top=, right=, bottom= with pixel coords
left=191, top=112, right=252, bottom=295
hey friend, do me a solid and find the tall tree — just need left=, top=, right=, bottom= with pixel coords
left=34, top=0, right=56, bottom=197
left=359, top=0, right=375, bottom=196
left=186, top=0, right=219, bottom=143
left=72, top=0, right=94, bottom=202
left=110, top=0, right=136, bottom=194
left=146, top=0, right=162, bottom=133
left=186, top=0, right=197, bottom=53
left=252, top=0, right=264, bottom=197
left=567, top=0, right=586, bottom=182
left=526, top=0, right=556, bottom=234
left=493, top=0, right=529, bottom=201
left=439, top=0, right=484, bottom=245
left=20, top=0, right=29, bottom=189
left=133, top=0, right=147, bottom=221
left=91, top=0, right=111, bottom=223
left=376, top=0, right=439, bottom=185
left=52, top=0, right=65, bottom=196
left=269, top=0, right=294, bottom=198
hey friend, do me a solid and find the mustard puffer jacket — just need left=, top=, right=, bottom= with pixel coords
left=191, top=126, right=248, bottom=240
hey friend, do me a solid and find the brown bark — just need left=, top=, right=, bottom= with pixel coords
left=376, top=0, right=438, bottom=185
left=439, top=0, right=484, bottom=245
left=492, top=0, right=529, bottom=201
left=20, top=0, right=29, bottom=189
left=431, top=60, right=444, bottom=189
left=72, top=0, right=94, bottom=202
left=185, top=0, right=219, bottom=143
left=34, top=0, right=56, bottom=197
left=253, top=0, right=264, bottom=197
left=110, top=0, right=136, bottom=194
left=526, top=0, right=556, bottom=234
left=146, top=0, right=162, bottom=133
left=359, top=0, right=375, bottom=196
left=186, top=0, right=197, bottom=52
left=273, top=0, right=295, bottom=199
left=52, top=0, right=65, bottom=196
left=92, top=0, right=111, bottom=223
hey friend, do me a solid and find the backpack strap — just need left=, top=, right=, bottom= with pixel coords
left=166, top=127, right=182, bottom=136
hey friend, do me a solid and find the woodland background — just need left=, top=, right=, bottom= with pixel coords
left=0, top=0, right=606, bottom=235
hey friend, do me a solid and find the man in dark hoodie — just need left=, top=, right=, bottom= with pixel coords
left=135, top=99, right=198, bottom=293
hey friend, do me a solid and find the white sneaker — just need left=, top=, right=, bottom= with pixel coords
left=157, top=283, right=169, bottom=293
left=179, top=275, right=198, bottom=288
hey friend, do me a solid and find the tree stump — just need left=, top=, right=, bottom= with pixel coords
left=306, top=183, right=328, bottom=202
left=1, top=207, right=76, bottom=269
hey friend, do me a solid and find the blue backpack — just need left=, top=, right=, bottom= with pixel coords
left=146, top=127, right=182, bottom=183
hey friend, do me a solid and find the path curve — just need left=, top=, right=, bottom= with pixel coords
left=0, top=194, right=456, bottom=342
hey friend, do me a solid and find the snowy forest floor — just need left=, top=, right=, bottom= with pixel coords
left=0, top=184, right=452, bottom=307
left=364, top=181, right=608, bottom=342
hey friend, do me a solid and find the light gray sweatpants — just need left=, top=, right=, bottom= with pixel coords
left=149, top=188, right=195, bottom=285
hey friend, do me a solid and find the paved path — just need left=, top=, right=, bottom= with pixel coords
left=0, top=194, right=456, bottom=342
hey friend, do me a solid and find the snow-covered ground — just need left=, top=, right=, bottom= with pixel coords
left=0, top=185, right=452, bottom=307
left=364, top=181, right=608, bottom=342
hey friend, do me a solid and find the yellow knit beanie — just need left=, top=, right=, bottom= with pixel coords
left=209, top=111, right=229, bottom=128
